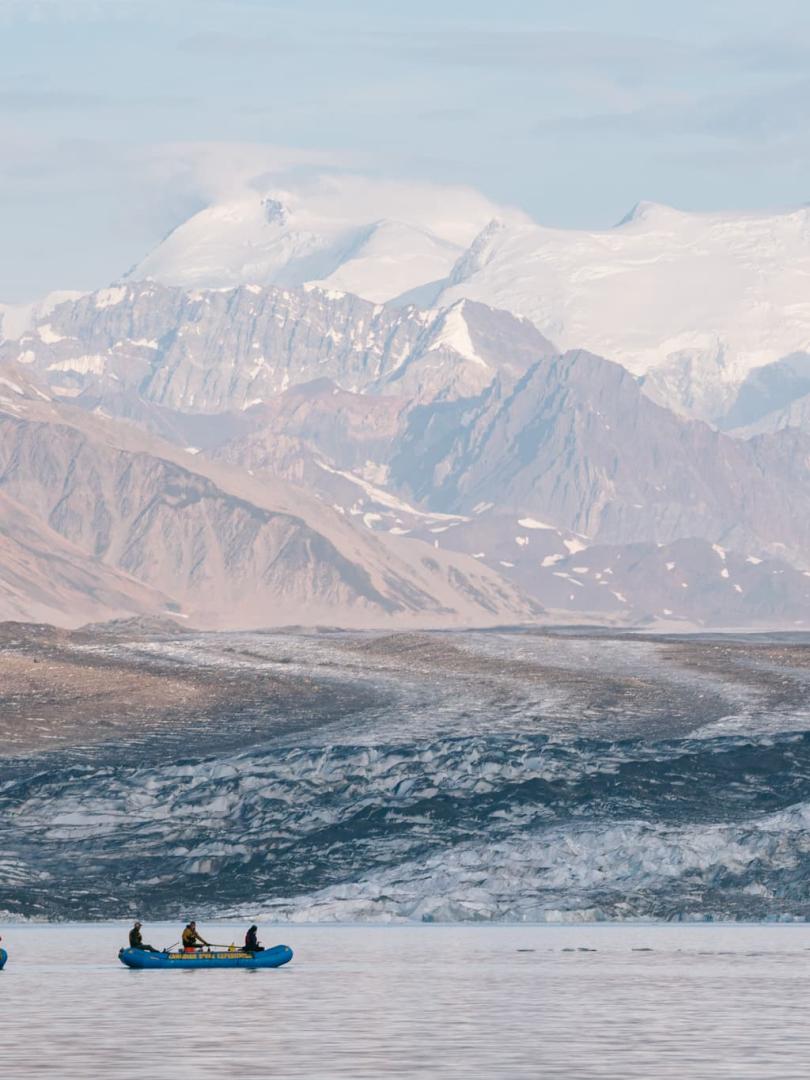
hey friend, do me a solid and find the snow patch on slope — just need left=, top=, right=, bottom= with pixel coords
left=47, top=355, right=107, bottom=376
left=427, top=302, right=489, bottom=369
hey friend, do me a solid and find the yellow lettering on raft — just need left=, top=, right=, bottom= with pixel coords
left=167, top=952, right=253, bottom=960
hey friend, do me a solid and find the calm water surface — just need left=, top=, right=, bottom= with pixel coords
left=1, top=923, right=809, bottom=1078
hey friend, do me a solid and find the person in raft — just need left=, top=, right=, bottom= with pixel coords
left=129, top=921, right=159, bottom=952
left=182, top=921, right=210, bottom=951
left=245, top=925, right=264, bottom=953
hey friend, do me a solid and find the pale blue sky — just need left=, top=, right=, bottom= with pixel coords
left=2, top=0, right=810, bottom=299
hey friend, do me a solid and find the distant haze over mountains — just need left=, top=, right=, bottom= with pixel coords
left=2, top=178, right=810, bottom=629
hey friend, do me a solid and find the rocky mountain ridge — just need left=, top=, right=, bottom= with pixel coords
left=0, top=373, right=540, bottom=629
left=2, top=281, right=552, bottom=414
left=2, top=281, right=810, bottom=629
left=389, top=348, right=810, bottom=561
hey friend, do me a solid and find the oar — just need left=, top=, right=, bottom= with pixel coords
left=172, top=943, right=237, bottom=951
left=168, top=942, right=240, bottom=952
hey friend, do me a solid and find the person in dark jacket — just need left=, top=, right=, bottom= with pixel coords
left=128, top=921, right=158, bottom=952
left=245, top=925, right=264, bottom=953
left=182, top=921, right=210, bottom=951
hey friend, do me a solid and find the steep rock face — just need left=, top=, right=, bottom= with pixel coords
left=732, top=393, right=810, bottom=438
left=0, top=490, right=174, bottom=626
left=2, top=284, right=552, bottom=414
left=0, top=414, right=386, bottom=623
left=214, top=380, right=407, bottom=485
left=389, top=350, right=810, bottom=565
left=720, top=353, right=810, bottom=435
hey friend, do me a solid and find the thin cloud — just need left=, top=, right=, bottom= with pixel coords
left=176, top=30, right=295, bottom=55
left=368, top=28, right=698, bottom=80
left=0, top=0, right=158, bottom=20
left=545, top=79, right=810, bottom=144
left=0, top=89, right=196, bottom=111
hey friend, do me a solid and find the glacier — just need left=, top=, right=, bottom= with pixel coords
left=6, top=729, right=810, bottom=923
left=4, top=628, right=810, bottom=923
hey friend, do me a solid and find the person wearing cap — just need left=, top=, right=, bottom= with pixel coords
left=128, top=921, right=158, bottom=952
left=244, top=925, right=264, bottom=953
left=182, top=921, right=210, bottom=952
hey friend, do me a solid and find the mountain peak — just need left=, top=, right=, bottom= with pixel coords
left=615, top=200, right=678, bottom=227
left=126, top=177, right=510, bottom=302
left=261, top=196, right=289, bottom=226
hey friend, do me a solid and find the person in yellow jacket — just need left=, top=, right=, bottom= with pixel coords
left=181, top=921, right=210, bottom=952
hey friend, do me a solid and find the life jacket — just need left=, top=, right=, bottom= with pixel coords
left=182, top=927, right=198, bottom=950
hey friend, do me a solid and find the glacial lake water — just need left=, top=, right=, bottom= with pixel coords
left=2, top=924, right=810, bottom=1078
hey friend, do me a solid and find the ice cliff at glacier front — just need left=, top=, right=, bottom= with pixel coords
left=5, top=731, right=810, bottom=922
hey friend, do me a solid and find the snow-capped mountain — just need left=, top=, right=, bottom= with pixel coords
left=122, top=190, right=810, bottom=423
left=439, top=202, right=810, bottom=420
left=7, top=179, right=810, bottom=629
left=129, top=181, right=518, bottom=304
left=4, top=281, right=810, bottom=629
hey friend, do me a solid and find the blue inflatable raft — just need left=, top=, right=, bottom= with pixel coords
left=118, top=945, right=292, bottom=970
left=0, top=948, right=7, bottom=970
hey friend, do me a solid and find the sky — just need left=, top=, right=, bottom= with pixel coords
left=2, top=0, right=810, bottom=300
